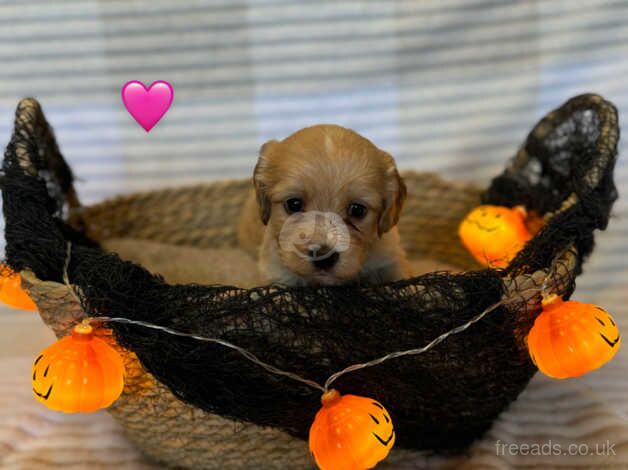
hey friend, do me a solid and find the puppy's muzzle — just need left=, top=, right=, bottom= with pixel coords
left=308, top=244, right=340, bottom=270
left=279, top=211, right=350, bottom=267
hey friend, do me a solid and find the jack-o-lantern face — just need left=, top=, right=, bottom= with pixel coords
left=309, top=390, right=395, bottom=470
left=32, top=324, right=124, bottom=413
left=527, top=297, right=621, bottom=379
left=458, top=205, right=532, bottom=268
left=594, top=307, right=621, bottom=349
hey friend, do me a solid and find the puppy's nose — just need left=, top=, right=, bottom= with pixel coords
left=312, top=251, right=340, bottom=270
left=307, top=244, right=321, bottom=255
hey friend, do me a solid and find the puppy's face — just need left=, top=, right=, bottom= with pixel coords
left=254, top=125, right=406, bottom=285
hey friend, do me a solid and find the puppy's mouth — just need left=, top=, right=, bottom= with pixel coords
left=305, top=271, right=345, bottom=286
left=284, top=255, right=350, bottom=285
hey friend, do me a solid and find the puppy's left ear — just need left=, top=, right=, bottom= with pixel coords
left=253, top=140, right=279, bottom=225
left=378, top=152, right=407, bottom=236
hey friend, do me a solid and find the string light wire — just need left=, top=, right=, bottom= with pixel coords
left=88, top=314, right=328, bottom=393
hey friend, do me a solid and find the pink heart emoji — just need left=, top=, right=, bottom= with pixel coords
left=121, top=80, right=174, bottom=132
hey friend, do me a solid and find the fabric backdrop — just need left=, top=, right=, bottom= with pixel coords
left=1, top=1, right=627, bottom=468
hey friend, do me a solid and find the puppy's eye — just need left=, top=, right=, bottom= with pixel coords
left=284, top=198, right=304, bottom=214
left=347, top=203, right=367, bottom=219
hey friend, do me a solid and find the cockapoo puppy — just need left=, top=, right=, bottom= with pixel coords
left=239, top=124, right=412, bottom=286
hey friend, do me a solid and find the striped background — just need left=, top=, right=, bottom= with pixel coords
left=1, top=1, right=627, bottom=468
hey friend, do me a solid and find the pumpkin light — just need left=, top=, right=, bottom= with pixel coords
left=0, top=263, right=37, bottom=311
left=458, top=205, right=532, bottom=268
left=32, top=322, right=125, bottom=413
left=527, top=296, right=621, bottom=379
left=309, top=389, right=395, bottom=470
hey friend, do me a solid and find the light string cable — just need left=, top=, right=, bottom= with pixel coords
left=63, top=242, right=549, bottom=394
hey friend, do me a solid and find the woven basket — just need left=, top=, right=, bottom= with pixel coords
left=2, top=95, right=619, bottom=469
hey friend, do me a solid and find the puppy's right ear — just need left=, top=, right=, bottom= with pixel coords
left=253, top=140, right=278, bottom=225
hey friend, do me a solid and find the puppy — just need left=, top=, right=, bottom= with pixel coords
left=239, top=124, right=412, bottom=286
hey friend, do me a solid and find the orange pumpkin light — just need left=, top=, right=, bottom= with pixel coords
left=309, top=389, right=395, bottom=470
left=32, top=322, right=125, bottom=413
left=527, top=296, right=621, bottom=379
left=0, top=263, right=37, bottom=311
left=458, top=205, right=532, bottom=268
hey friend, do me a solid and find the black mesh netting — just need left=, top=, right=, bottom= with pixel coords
left=1, top=94, right=619, bottom=451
